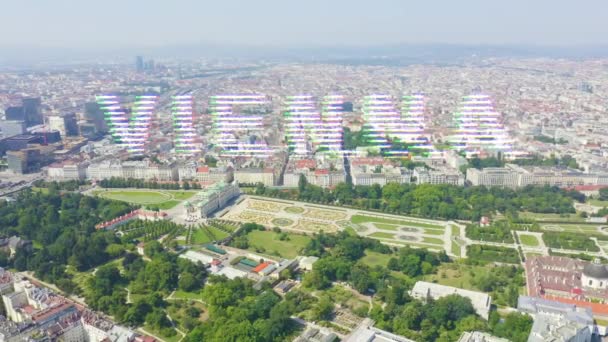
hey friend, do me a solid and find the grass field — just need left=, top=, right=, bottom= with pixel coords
left=147, top=200, right=181, bottom=210
left=99, top=190, right=171, bottom=204
left=246, top=230, right=311, bottom=259
left=371, top=239, right=441, bottom=250
left=374, top=223, right=400, bottom=231
left=351, top=214, right=443, bottom=229
left=31, top=187, right=50, bottom=194
left=540, top=223, right=601, bottom=234
left=422, top=237, right=444, bottom=245
left=422, top=229, right=444, bottom=235
left=451, top=241, right=461, bottom=257
left=171, top=191, right=197, bottom=201
left=190, top=226, right=229, bottom=244
left=423, top=263, right=491, bottom=290
left=143, top=325, right=181, bottom=342
left=96, top=189, right=196, bottom=209
left=450, top=226, right=462, bottom=257
left=519, top=211, right=585, bottom=222
left=172, top=290, right=202, bottom=300
left=519, top=234, right=540, bottom=247
left=190, top=229, right=212, bottom=244
left=284, top=206, right=305, bottom=214
left=451, top=225, right=460, bottom=237
left=369, top=232, right=396, bottom=239
left=588, top=199, right=608, bottom=207
left=360, top=250, right=393, bottom=268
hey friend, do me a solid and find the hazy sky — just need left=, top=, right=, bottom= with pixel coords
left=2, top=0, right=608, bottom=47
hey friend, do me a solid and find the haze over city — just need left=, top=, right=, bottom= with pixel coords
left=2, top=0, right=608, bottom=49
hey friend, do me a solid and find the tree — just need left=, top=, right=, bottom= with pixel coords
left=144, top=241, right=164, bottom=257
left=600, top=188, right=608, bottom=201
left=298, top=174, right=307, bottom=194
left=312, top=296, right=333, bottom=321
left=146, top=308, right=170, bottom=329
left=178, top=272, right=198, bottom=292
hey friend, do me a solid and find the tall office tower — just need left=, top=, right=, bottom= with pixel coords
left=448, top=94, right=513, bottom=153
left=5, top=106, right=24, bottom=121
left=62, top=112, right=79, bottom=136
left=209, top=94, right=272, bottom=157
left=22, top=98, right=42, bottom=126
left=145, top=59, right=155, bottom=72
left=49, top=113, right=79, bottom=138
left=171, top=94, right=199, bottom=155
left=97, top=95, right=157, bottom=155
left=135, top=56, right=144, bottom=72
left=0, top=120, right=26, bottom=138
left=84, top=102, right=108, bottom=134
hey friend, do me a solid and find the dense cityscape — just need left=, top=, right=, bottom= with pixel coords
left=2, top=1, right=608, bottom=342
left=0, top=53, right=608, bottom=342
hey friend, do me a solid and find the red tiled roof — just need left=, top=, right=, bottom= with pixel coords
left=252, top=262, right=271, bottom=273
left=351, top=157, right=387, bottom=166
left=197, top=166, right=210, bottom=173
left=544, top=295, right=608, bottom=316
left=32, top=302, right=74, bottom=322
left=295, top=159, right=316, bottom=169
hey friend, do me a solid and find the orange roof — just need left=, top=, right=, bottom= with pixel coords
left=252, top=262, right=271, bottom=273
left=543, top=295, right=608, bottom=316
left=295, top=159, right=316, bottom=169
left=351, top=157, right=388, bottom=166
left=315, top=169, right=329, bottom=175
left=197, top=166, right=210, bottom=173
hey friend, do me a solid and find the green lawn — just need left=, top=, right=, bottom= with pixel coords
left=31, top=187, right=50, bottom=194
left=207, top=226, right=230, bottom=241
left=451, top=240, right=461, bottom=257
left=540, top=223, right=601, bottom=234
left=96, top=189, right=195, bottom=209
left=421, top=229, right=444, bottom=235
left=170, top=191, right=197, bottom=201
left=519, top=211, right=585, bottom=222
left=284, top=206, right=305, bottom=214
left=191, top=226, right=230, bottom=244
left=351, top=214, right=443, bottom=229
left=519, top=234, right=540, bottom=247
left=98, top=190, right=171, bottom=204
left=424, top=263, right=492, bottom=290
left=422, top=237, right=444, bottom=245
left=246, top=230, right=311, bottom=259
left=451, top=226, right=463, bottom=257
left=374, top=223, right=402, bottom=231
left=588, top=199, right=608, bottom=207
left=172, top=290, right=202, bottom=300
left=147, top=200, right=181, bottom=210
left=190, top=229, right=212, bottom=244
left=369, top=232, right=396, bottom=239
left=370, top=239, right=442, bottom=250
left=143, top=325, right=181, bottom=342
left=360, top=250, right=393, bottom=268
